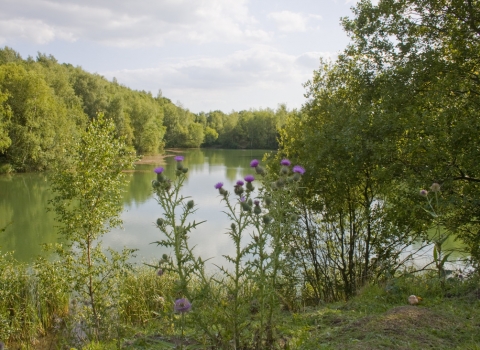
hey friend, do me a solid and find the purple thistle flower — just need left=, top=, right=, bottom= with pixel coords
left=293, top=165, right=306, bottom=174
left=174, top=155, right=184, bottom=161
left=280, top=159, right=291, bottom=166
left=154, top=167, right=164, bottom=174
left=420, top=189, right=428, bottom=197
left=236, top=180, right=244, bottom=186
left=240, top=196, right=246, bottom=202
left=244, top=175, right=255, bottom=183
left=156, top=269, right=164, bottom=277
left=250, top=159, right=259, bottom=167
left=254, top=200, right=260, bottom=206
left=214, top=182, right=224, bottom=189
left=174, top=298, right=192, bottom=313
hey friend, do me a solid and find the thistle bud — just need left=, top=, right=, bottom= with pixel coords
left=276, top=178, right=285, bottom=188
left=187, top=200, right=194, bottom=209
left=162, top=254, right=168, bottom=261
left=231, top=223, right=236, bottom=232
left=255, top=165, right=266, bottom=175
left=246, top=182, right=255, bottom=191
left=263, top=215, right=272, bottom=224
left=280, top=166, right=289, bottom=175
left=234, top=185, right=244, bottom=196
left=156, top=218, right=165, bottom=226
left=254, top=204, right=261, bottom=215
left=264, top=196, right=272, bottom=206
left=241, top=202, right=252, bottom=212
left=182, top=167, right=189, bottom=174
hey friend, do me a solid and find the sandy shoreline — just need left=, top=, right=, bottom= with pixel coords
left=134, top=149, right=184, bottom=165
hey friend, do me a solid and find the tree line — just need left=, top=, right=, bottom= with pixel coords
left=0, top=47, right=294, bottom=172
left=274, top=0, right=480, bottom=300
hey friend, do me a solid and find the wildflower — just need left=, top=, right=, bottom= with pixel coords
left=154, top=167, right=166, bottom=182
left=243, top=175, right=254, bottom=191
left=250, top=159, right=259, bottom=167
left=175, top=155, right=185, bottom=170
left=244, top=175, right=255, bottom=183
left=293, top=165, right=306, bottom=181
left=420, top=189, right=428, bottom=197
left=236, top=180, right=244, bottom=186
left=293, top=165, right=306, bottom=174
left=280, top=159, right=291, bottom=175
left=430, top=183, right=441, bottom=192
left=254, top=200, right=260, bottom=206
left=215, top=182, right=228, bottom=195
left=174, top=298, right=192, bottom=313
left=156, top=269, right=164, bottom=277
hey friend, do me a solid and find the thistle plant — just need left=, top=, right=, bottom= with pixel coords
left=213, top=158, right=306, bottom=349
left=151, top=156, right=208, bottom=347
left=214, top=177, right=257, bottom=349
left=151, top=155, right=306, bottom=349
left=250, top=158, right=305, bottom=347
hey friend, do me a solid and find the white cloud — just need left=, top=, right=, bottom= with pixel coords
left=0, top=0, right=270, bottom=47
left=0, top=18, right=56, bottom=44
left=102, top=47, right=333, bottom=112
left=267, top=11, right=308, bottom=32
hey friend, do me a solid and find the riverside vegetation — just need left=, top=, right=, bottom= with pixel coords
left=2, top=0, right=480, bottom=348
left=0, top=117, right=478, bottom=349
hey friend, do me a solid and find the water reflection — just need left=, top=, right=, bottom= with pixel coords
left=0, top=149, right=270, bottom=267
left=107, top=149, right=270, bottom=268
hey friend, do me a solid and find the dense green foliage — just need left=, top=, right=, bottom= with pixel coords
left=2, top=0, right=480, bottom=347
left=275, top=0, right=480, bottom=300
left=0, top=47, right=294, bottom=173
left=49, top=115, right=137, bottom=342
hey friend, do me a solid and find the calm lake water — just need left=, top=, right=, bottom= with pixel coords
left=0, top=149, right=271, bottom=266
left=0, top=148, right=466, bottom=270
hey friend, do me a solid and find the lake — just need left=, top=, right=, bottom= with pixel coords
left=0, top=147, right=466, bottom=270
left=0, top=149, right=272, bottom=267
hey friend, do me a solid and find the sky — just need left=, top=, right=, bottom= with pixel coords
left=0, top=0, right=362, bottom=113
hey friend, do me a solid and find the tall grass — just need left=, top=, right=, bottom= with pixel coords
left=0, top=252, right=69, bottom=345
